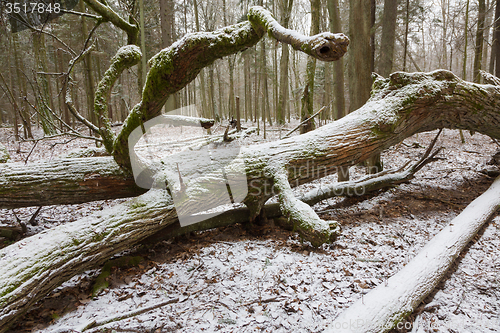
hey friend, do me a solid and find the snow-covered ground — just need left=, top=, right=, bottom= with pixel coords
left=1, top=123, right=499, bottom=333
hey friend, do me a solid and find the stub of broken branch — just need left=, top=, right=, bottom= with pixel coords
left=247, top=6, right=349, bottom=62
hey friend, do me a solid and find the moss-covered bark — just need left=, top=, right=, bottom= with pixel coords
left=83, top=0, right=139, bottom=45
left=0, top=189, right=175, bottom=332
left=94, top=45, right=142, bottom=153
left=0, top=157, right=145, bottom=209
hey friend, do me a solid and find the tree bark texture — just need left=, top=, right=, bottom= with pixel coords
left=378, top=0, right=398, bottom=77
left=0, top=157, right=144, bottom=209
left=474, top=0, right=486, bottom=83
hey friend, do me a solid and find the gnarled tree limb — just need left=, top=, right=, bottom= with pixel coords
left=94, top=45, right=142, bottom=152
left=112, top=6, right=349, bottom=170
left=83, top=0, right=139, bottom=45
left=247, top=6, right=349, bottom=62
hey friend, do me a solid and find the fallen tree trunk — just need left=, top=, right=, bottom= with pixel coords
left=326, top=175, right=500, bottom=333
left=4, top=70, right=500, bottom=209
left=0, top=189, right=176, bottom=332
left=3, top=68, right=500, bottom=329
left=0, top=157, right=145, bottom=209
left=0, top=149, right=441, bottom=331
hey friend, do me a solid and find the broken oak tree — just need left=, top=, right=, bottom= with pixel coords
left=2, top=68, right=500, bottom=331
left=0, top=6, right=349, bottom=331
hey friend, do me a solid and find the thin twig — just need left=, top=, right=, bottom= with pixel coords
left=80, top=298, right=180, bottom=331
left=282, top=106, right=327, bottom=139
left=9, top=15, right=76, bottom=56
left=61, top=8, right=103, bottom=20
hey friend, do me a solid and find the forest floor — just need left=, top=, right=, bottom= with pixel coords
left=0, top=121, right=499, bottom=333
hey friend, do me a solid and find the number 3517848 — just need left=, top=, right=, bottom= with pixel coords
left=5, top=2, right=61, bottom=14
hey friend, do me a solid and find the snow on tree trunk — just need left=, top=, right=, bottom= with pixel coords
left=2, top=70, right=500, bottom=330
left=0, top=189, right=176, bottom=332
left=0, top=157, right=144, bottom=209
left=326, top=175, right=500, bottom=333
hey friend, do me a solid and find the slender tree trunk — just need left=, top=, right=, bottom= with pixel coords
left=160, top=0, right=177, bottom=113
left=193, top=0, right=209, bottom=118
left=349, top=0, right=379, bottom=174
left=441, top=0, right=449, bottom=69
left=300, top=0, right=320, bottom=134
left=277, top=0, right=293, bottom=125
left=33, top=32, right=58, bottom=135
left=474, top=0, right=486, bottom=82
left=378, top=0, right=398, bottom=77
left=403, top=0, right=410, bottom=71
left=489, top=0, right=500, bottom=74
left=78, top=0, right=97, bottom=136
left=482, top=0, right=492, bottom=71
left=464, top=0, right=470, bottom=79
left=244, top=51, right=252, bottom=122
left=365, top=0, right=382, bottom=173
left=11, top=32, right=31, bottom=139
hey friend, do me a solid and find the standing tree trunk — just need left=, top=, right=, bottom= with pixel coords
left=482, top=0, right=492, bottom=71
left=244, top=50, right=252, bottom=122
left=33, top=32, right=57, bottom=135
left=403, top=0, right=410, bottom=70
left=348, top=0, right=372, bottom=112
left=328, top=0, right=348, bottom=180
left=139, top=0, right=147, bottom=89
left=11, top=32, right=31, bottom=139
left=78, top=0, right=97, bottom=136
left=300, top=0, right=320, bottom=134
left=349, top=0, right=378, bottom=173
left=193, top=0, right=209, bottom=118
left=490, top=0, right=500, bottom=75
left=474, top=0, right=486, bottom=82
left=464, top=0, right=470, bottom=79
left=160, top=0, right=178, bottom=113
left=378, top=0, right=398, bottom=77
left=365, top=0, right=382, bottom=174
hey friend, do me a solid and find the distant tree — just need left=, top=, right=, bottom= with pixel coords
left=349, top=0, right=381, bottom=174
left=378, top=0, right=398, bottom=77
left=300, top=0, right=320, bottom=134
left=474, top=0, right=486, bottom=82
left=490, top=0, right=500, bottom=75
left=277, top=0, right=293, bottom=124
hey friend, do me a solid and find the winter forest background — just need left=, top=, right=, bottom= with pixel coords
left=0, top=0, right=497, bottom=134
